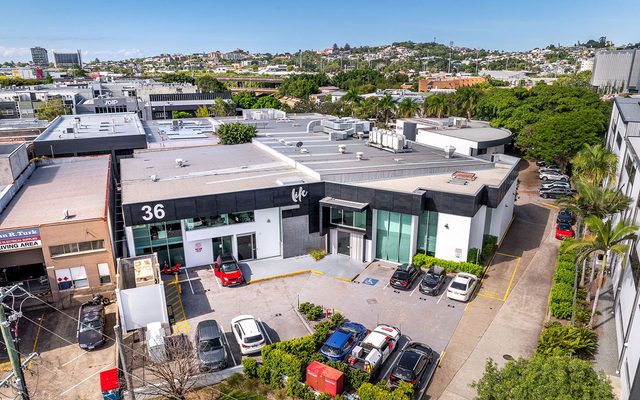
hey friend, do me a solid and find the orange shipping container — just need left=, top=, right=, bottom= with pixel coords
left=305, top=361, right=344, bottom=397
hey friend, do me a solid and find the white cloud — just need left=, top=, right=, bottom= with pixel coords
left=91, top=48, right=143, bottom=59
left=0, top=46, right=30, bottom=58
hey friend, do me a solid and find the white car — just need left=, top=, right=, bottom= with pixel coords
left=446, top=272, right=479, bottom=302
left=541, top=181, right=571, bottom=190
left=539, top=170, right=569, bottom=181
left=231, top=315, right=266, bottom=355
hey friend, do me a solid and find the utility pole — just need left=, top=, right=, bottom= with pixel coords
left=476, top=49, right=479, bottom=75
left=114, top=324, right=135, bottom=400
left=448, top=41, right=453, bottom=74
left=0, top=285, right=30, bottom=400
left=299, top=49, right=302, bottom=70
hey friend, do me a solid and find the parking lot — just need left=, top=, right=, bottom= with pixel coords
left=0, top=303, right=117, bottom=400
left=171, top=258, right=468, bottom=397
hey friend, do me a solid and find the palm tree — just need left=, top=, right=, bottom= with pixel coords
left=565, top=216, right=638, bottom=327
left=397, top=98, right=419, bottom=118
left=377, top=94, right=396, bottom=125
left=342, top=88, right=362, bottom=117
left=455, top=88, right=482, bottom=120
left=571, top=144, right=617, bottom=186
left=424, top=94, right=447, bottom=118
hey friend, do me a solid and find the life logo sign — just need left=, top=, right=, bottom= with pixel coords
left=291, top=186, right=308, bottom=203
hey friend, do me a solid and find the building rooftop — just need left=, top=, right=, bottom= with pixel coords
left=120, top=144, right=317, bottom=204
left=0, top=143, right=23, bottom=157
left=34, top=112, right=145, bottom=142
left=615, top=96, right=640, bottom=123
left=143, top=119, right=219, bottom=148
left=0, top=156, right=110, bottom=229
left=0, top=119, right=49, bottom=132
left=402, top=118, right=512, bottom=144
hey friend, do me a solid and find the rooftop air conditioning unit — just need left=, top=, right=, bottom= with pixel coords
left=444, top=145, right=456, bottom=159
left=150, top=175, right=159, bottom=182
left=175, top=158, right=186, bottom=167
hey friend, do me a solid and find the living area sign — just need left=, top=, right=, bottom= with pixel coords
left=0, top=228, right=42, bottom=252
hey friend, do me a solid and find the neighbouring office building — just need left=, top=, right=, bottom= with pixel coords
left=148, top=92, right=232, bottom=119
left=0, top=153, right=115, bottom=304
left=120, top=116, right=518, bottom=268
left=53, top=50, right=83, bottom=68
left=30, top=47, right=49, bottom=66
left=605, top=96, right=640, bottom=400
left=592, top=49, right=640, bottom=94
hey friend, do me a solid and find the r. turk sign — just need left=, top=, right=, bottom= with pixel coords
left=0, top=228, right=42, bottom=253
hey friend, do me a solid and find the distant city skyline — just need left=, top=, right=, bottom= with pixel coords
left=1, top=0, right=639, bottom=63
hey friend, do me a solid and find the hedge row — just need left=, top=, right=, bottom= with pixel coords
left=413, top=253, right=483, bottom=277
left=549, top=241, right=578, bottom=320
left=536, top=321, right=597, bottom=359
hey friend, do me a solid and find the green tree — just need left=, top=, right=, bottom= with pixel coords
left=232, top=92, right=258, bottom=109
left=195, top=75, right=229, bottom=93
left=217, top=122, right=257, bottom=145
left=377, top=94, right=396, bottom=125
left=357, top=381, right=413, bottom=400
left=172, top=111, right=192, bottom=119
left=455, top=87, right=482, bottom=120
left=473, top=355, right=615, bottom=400
left=565, top=216, right=638, bottom=327
left=35, top=98, right=70, bottom=121
left=195, top=105, right=210, bottom=118
left=571, top=144, right=617, bottom=186
left=71, top=67, right=86, bottom=77
left=424, top=94, right=447, bottom=118
left=159, top=73, right=195, bottom=84
left=397, top=98, right=419, bottom=118
left=210, top=98, right=236, bottom=116
left=44, top=73, right=53, bottom=84
left=253, top=96, right=282, bottom=109
left=279, top=74, right=328, bottom=98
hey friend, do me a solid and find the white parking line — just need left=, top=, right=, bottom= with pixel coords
left=410, top=285, right=419, bottom=297
left=380, top=341, right=408, bottom=380
left=383, top=282, right=390, bottom=289
left=184, top=268, right=195, bottom=295
left=258, top=320, right=273, bottom=344
left=437, top=291, right=446, bottom=304
left=61, top=350, right=89, bottom=367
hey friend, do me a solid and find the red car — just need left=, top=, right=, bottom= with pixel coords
left=555, top=222, right=575, bottom=240
left=213, top=255, right=244, bottom=286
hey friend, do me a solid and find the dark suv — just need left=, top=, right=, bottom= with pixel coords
left=390, top=263, right=421, bottom=290
left=419, top=266, right=447, bottom=296
left=196, top=320, right=227, bottom=371
left=77, top=300, right=106, bottom=351
left=388, top=342, right=434, bottom=388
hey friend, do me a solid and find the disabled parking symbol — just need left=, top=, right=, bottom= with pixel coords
left=362, top=278, right=379, bottom=286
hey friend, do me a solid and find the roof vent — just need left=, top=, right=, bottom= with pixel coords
left=338, top=145, right=346, bottom=154
left=62, top=209, right=70, bottom=219
left=150, top=174, right=159, bottom=182
left=175, top=158, right=188, bottom=167
left=448, top=171, right=477, bottom=185
left=444, top=145, right=456, bottom=159
left=356, top=152, right=364, bottom=160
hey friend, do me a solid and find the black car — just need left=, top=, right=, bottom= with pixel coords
left=388, top=342, right=434, bottom=388
left=390, top=263, right=421, bottom=290
left=556, top=209, right=576, bottom=224
left=539, top=187, right=575, bottom=199
left=196, top=320, right=228, bottom=371
left=77, top=300, right=106, bottom=351
left=419, top=266, right=447, bottom=296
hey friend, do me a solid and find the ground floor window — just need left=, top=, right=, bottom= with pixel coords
left=55, top=266, right=89, bottom=290
left=330, top=208, right=366, bottom=230
left=417, top=211, right=438, bottom=256
left=375, top=210, right=413, bottom=264
left=132, top=221, right=185, bottom=266
left=212, top=235, right=233, bottom=260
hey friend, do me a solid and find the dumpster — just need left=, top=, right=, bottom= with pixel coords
left=100, top=368, right=121, bottom=400
left=306, top=361, right=344, bottom=397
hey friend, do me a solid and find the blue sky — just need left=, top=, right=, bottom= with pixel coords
left=1, top=0, right=639, bottom=62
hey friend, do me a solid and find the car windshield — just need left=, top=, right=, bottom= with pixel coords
left=393, top=271, right=410, bottom=279
left=199, top=338, right=222, bottom=352
left=339, top=326, right=357, bottom=335
left=395, top=352, right=420, bottom=380
left=79, top=320, right=101, bottom=332
left=220, top=262, right=238, bottom=273
left=423, top=274, right=439, bottom=285
left=558, top=223, right=572, bottom=231
left=451, top=281, right=468, bottom=291
left=245, top=334, right=263, bottom=344
left=320, top=344, right=342, bottom=356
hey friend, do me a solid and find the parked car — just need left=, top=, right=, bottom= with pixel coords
left=541, top=181, right=571, bottom=190
left=556, top=209, right=576, bottom=224
left=77, top=298, right=106, bottom=351
left=555, top=223, right=575, bottom=240
left=419, top=266, right=447, bottom=296
left=539, top=170, right=569, bottom=181
left=213, top=254, right=244, bottom=286
left=196, top=320, right=227, bottom=371
left=538, top=166, right=561, bottom=173
left=231, top=315, right=266, bottom=355
left=320, top=322, right=368, bottom=362
left=390, top=263, right=421, bottom=290
left=446, top=272, right=479, bottom=302
left=347, top=324, right=401, bottom=377
left=539, top=187, right=575, bottom=199
left=388, top=342, right=434, bottom=388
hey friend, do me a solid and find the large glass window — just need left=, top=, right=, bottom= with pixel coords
left=185, top=211, right=255, bottom=231
left=375, top=210, right=413, bottom=263
left=133, top=221, right=185, bottom=266
left=329, top=208, right=366, bottom=230
left=50, top=240, right=105, bottom=257
left=417, top=211, right=439, bottom=256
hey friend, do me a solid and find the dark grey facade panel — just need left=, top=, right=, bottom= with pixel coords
left=33, top=135, right=147, bottom=157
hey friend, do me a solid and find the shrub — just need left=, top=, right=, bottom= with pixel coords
left=305, top=305, right=323, bottom=321
left=325, top=360, right=370, bottom=390
left=217, top=122, right=257, bottom=145
left=330, top=312, right=345, bottom=328
left=550, top=282, right=574, bottom=319
left=467, top=248, right=480, bottom=263
left=308, top=248, right=327, bottom=261
left=298, top=302, right=313, bottom=314
left=480, top=235, right=498, bottom=262
left=243, top=358, right=259, bottom=378
left=536, top=322, right=598, bottom=359
left=312, top=320, right=334, bottom=347
left=412, top=254, right=483, bottom=277
left=574, top=288, right=590, bottom=327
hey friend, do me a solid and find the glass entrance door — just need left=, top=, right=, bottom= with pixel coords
left=212, top=235, right=233, bottom=260
left=236, top=233, right=256, bottom=261
left=337, top=231, right=350, bottom=256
